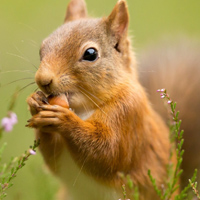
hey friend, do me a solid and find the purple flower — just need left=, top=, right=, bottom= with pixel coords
left=29, top=149, right=36, bottom=155
left=9, top=112, right=18, bottom=124
left=1, top=117, right=13, bottom=132
left=1, top=112, right=18, bottom=132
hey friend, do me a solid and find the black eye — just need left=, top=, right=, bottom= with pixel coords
left=82, top=48, right=98, bottom=62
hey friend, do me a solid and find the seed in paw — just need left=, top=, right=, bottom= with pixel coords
left=48, top=94, right=69, bottom=108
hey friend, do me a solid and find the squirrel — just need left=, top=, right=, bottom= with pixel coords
left=26, top=0, right=179, bottom=199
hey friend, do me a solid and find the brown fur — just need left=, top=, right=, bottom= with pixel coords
left=27, top=0, right=176, bottom=199
left=139, top=38, right=200, bottom=188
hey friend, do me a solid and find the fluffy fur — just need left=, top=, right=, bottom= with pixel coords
left=27, top=0, right=177, bottom=199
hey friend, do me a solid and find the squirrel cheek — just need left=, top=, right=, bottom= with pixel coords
left=48, top=94, right=69, bottom=108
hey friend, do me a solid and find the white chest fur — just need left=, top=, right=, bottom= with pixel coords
left=53, top=108, right=120, bottom=199
left=56, top=149, right=119, bottom=200
left=76, top=109, right=95, bottom=121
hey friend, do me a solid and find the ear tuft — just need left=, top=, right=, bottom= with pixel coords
left=106, top=0, right=129, bottom=38
left=64, top=0, right=87, bottom=23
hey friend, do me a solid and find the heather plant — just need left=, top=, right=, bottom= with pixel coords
left=119, top=89, right=199, bottom=200
left=119, top=173, right=139, bottom=200
left=189, top=179, right=200, bottom=199
left=148, top=89, right=198, bottom=200
left=0, top=139, right=40, bottom=199
left=0, top=91, right=40, bottom=199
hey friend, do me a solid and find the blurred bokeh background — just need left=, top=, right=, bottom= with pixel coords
left=0, top=0, right=200, bottom=199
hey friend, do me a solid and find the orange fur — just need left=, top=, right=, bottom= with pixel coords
left=27, top=0, right=176, bottom=199
left=139, top=38, right=200, bottom=189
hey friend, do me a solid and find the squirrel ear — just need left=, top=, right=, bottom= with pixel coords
left=64, top=0, right=87, bottom=23
left=106, top=0, right=129, bottom=39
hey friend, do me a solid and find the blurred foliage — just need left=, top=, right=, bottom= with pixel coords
left=0, top=0, right=200, bottom=199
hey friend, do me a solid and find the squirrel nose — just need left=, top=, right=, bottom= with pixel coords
left=39, top=77, right=52, bottom=87
left=35, top=69, right=54, bottom=94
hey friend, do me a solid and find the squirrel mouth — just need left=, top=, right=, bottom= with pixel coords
left=47, top=91, right=73, bottom=103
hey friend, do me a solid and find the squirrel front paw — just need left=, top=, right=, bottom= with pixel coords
left=27, top=91, right=48, bottom=116
left=26, top=104, right=78, bottom=133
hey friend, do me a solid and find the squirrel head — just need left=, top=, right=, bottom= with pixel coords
left=35, top=0, right=136, bottom=111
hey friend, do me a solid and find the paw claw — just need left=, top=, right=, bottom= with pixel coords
left=42, top=99, right=49, bottom=104
left=25, top=123, right=33, bottom=128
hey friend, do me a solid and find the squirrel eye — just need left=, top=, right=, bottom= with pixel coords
left=82, top=48, right=98, bottom=62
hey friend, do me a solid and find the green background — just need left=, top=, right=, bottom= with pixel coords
left=0, top=0, right=200, bottom=199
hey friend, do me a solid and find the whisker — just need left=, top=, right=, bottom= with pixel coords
left=15, top=45, right=38, bottom=70
left=17, top=82, right=36, bottom=93
left=0, top=70, right=35, bottom=74
left=75, top=93, right=89, bottom=114
left=79, top=89, right=107, bottom=116
left=77, top=85, right=103, bottom=103
left=6, top=52, right=30, bottom=62
left=13, top=44, right=38, bottom=69
left=18, top=22, right=37, bottom=32
left=34, top=87, right=39, bottom=92
left=25, top=39, right=39, bottom=48
left=80, top=79, right=103, bottom=97
left=73, top=158, right=87, bottom=187
left=6, top=51, right=38, bottom=70
left=53, top=136, right=58, bottom=175
left=2, top=78, right=35, bottom=87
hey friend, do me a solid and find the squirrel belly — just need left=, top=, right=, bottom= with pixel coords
left=26, top=0, right=176, bottom=199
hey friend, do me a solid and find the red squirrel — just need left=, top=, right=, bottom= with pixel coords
left=26, top=0, right=178, bottom=199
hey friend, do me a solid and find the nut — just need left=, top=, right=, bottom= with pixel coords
left=48, top=94, right=69, bottom=108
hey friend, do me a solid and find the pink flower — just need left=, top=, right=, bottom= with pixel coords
left=29, top=149, right=36, bottom=155
left=157, top=88, right=165, bottom=92
left=168, top=100, right=172, bottom=104
left=1, top=112, right=18, bottom=132
left=9, top=112, right=18, bottom=124
left=1, top=117, right=13, bottom=132
left=161, top=95, right=165, bottom=99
